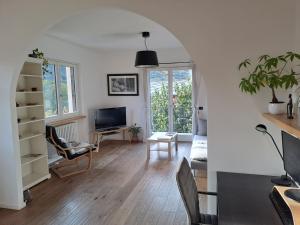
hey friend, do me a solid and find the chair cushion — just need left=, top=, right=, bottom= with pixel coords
left=200, top=213, right=218, bottom=225
left=68, top=142, right=93, bottom=155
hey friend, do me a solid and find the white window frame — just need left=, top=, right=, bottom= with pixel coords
left=44, top=59, right=81, bottom=122
left=146, top=65, right=193, bottom=140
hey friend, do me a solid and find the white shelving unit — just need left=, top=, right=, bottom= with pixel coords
left=16, top=58, right=51, bottom=192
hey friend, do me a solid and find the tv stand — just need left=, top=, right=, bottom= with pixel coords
left=93, top=126, right=131, bottom=150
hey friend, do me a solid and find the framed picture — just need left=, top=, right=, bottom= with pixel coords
left=107, top=73, right=139, bottom=96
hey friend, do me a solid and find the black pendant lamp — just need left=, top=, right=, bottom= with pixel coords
left=135, top=31, right=159, bottom=68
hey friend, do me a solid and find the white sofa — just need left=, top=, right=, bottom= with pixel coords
left=190, top=135, right=207, bottom=173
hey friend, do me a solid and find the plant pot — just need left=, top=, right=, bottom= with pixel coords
left=268, top=102, right=285, bottom=114
left=131, top=135, right=139, bottom=143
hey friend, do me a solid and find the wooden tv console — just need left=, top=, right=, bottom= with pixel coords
left=272, top=186, right=300, bottom=224
left=93, top=127, right=131, bottom=150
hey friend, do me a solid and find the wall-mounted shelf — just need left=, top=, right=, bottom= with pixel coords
left=16, top=59, right=50, bottom=194
left=20, top=74, right=42, bottom=78
left=19, top=132, right=43, bottom=141
left=22, top=172, right=51, bottom=191
left=21, top=154, right=47, bottom=166
left=17, top=104, right=44, bottom=109
left=263, top=113, right=300, bottom=139
left=18, top=118, right=45, bottom=126
left=16, top=91, right=43, bottom=94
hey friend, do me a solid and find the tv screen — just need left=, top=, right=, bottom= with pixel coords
left=282, top=131, right=300, bottom=185
left=95, top=107, right=126, bottom=131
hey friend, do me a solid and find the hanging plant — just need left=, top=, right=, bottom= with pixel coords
left=28, top=48, right=49, bottom=74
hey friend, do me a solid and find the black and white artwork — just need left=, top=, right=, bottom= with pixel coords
left=107, top=74, right=139, bottom=96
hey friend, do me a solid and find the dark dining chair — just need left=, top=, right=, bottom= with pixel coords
left=176, top=157, right=218, bottom=225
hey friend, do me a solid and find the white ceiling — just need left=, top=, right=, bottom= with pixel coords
left=47, top=9, right=183, bottom=50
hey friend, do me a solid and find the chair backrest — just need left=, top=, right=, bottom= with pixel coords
left=176, top=157, right=201, bottom=225
left=46, top=125, right=70, bottom=159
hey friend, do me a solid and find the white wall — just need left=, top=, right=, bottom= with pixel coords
left=35, top=35, right=192, bottom=141
left=0, top=0, right=297, bottom=209
left=35, top=35, right=105, bottom=141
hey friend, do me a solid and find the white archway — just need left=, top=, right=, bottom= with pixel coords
left=0, top=0, right=295, bottom=210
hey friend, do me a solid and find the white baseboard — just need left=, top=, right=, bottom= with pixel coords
left=0, top=201, right=26, bottom=210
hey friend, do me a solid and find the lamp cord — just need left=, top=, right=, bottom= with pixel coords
left=266, top=131, right=284, bottom=161
left=265, top=131, right=289, bottom=180
left=144, top=37, right=148, bottom=50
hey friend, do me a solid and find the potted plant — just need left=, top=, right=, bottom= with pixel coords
left=28, top=48, right=49, bottom=73
left=128, top=123, right=142, bottom=143
left=239, top=52, right=300, bottom=114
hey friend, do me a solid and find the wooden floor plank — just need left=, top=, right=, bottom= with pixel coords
left=0, top=141, right=207, bottom=225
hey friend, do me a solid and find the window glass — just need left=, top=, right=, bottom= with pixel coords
left=43, top=64, right=58, bottom=117
left=43, top=61, right=78, bottom=118
left=172, top=69, right=192, bottom=133
left=149, top=70, right=169, bottom=132
left=59, top=65, right=77, bottom=114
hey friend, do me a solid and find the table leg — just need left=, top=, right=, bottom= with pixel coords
left=147, top=142, right=150, bottom=159
left=175, top=135, right=178, bottom=152
left=168, top=142, right=171, bottom=160
left=96, top=134, right=103, bottom=152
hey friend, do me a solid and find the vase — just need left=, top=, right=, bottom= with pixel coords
left=268, top=102, right=285, bottom=114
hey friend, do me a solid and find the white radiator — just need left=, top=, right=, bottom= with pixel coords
left=55, top=122, right=79, bottom=142
left=48, top=122, right=80, bottom=164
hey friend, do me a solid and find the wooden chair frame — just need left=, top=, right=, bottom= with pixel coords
left=48, top=129, right=93, bottom=178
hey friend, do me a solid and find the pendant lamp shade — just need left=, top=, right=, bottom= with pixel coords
left=135, top=31, right=159, bottom=68
left=135, top=50, right=159, bottom=68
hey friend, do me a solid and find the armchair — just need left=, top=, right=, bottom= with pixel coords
left=46, top=125, right=96, bottom=178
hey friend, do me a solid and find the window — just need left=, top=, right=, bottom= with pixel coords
left=43, top=61, right=79, bottom=119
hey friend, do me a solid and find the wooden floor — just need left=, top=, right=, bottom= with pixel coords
left=0, top=141, right=207, bottom=225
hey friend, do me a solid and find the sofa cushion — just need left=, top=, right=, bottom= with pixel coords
left=190, top=135, right=207, bottom=161
left=190, top=147, right=207, bottom=161
left=197, top=119, right=207, bottom=136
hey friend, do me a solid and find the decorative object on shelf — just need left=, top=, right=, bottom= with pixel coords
left=16, top=102, right=19, bottom=107
left=30, top=116, right=36, bottom=120
left=17, top=118, right=21, bottom=123
left=26, top=103, right=38, bottom=106
left=255, top=124, right=292, bottom=186
left=28, top=48, right=49, bottom=73
left=239, top=52, right=300, bottom=114
left=287, top=94, right=294, bottom=119
left=128, top=123, right=142, bottom=142
left=135, top=31, right=159, bottom=68
left=107, top=73, right=139, bottom=96
left=31, top=87, right=38, bottom=92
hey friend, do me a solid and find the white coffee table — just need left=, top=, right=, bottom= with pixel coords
left=147, top=132, right=178, bottom=160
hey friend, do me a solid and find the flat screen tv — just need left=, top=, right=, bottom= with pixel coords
left=95, top=107, right=126, bottom=131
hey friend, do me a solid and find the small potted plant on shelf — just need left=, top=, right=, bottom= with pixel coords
left=239, top=51, right=300, bottom=114
left=28, top=48, right=49, bottom=74
left=128, top=123, right=142, bottom=143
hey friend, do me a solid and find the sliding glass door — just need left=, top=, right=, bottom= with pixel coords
left=148, top=67, right=192, bottom=137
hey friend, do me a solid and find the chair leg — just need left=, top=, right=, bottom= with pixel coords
left=51, top=151, right=93, bottom=178
left=86, top=151, right=92, bottom=170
